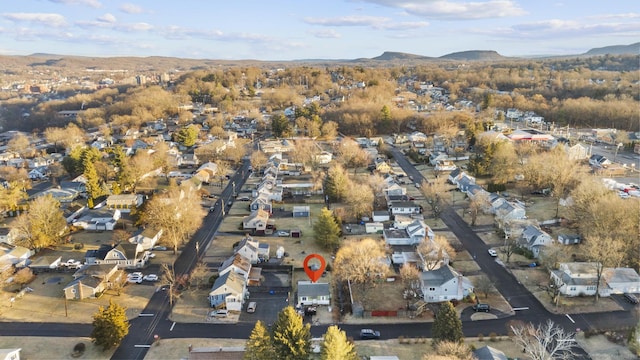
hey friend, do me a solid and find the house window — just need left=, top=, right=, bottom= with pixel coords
left=570, top=287, right=576, bottom=291
left=71, top=289, right=76, bottom=293
left=301, top=297, right=307, bottom=301
left=429, top=287, right=435, bottom=291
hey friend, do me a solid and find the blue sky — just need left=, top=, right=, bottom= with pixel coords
left=0, top=0, right=638, bottom=60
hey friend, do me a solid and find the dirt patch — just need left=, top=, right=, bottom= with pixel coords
left=145, top=338, right=247, bottom=360
left=0, top=336, right=115, bottom=360
left=575, top=333, right=637, bottom=360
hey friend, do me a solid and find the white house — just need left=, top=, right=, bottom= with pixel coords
left=84, top=242, right=149, bottom=269
left=218, top=253, right=252, bottom=282
left=0, top=348, right=21, bottom=360
left=389, top=201, right=421, bottom=216
left=72, top=209, right=121, bottom=231
left=297, top=281, right=331, bottom=306
left=519, top=225, right=553, bottom=258
left=603, top=267, right=640, bottom=294
left=420, top=265, right=474, bottom=303
left=208, top=270, right=246, bottom=311
left=365, top=222, right=384, bottom=234
left=128, top=227, right=163, bottom=250
left=550, top=262, right=609, bottom=297
left=383, top=219, right=433, bottom=246
left=234, top=236, right=261, bottom=264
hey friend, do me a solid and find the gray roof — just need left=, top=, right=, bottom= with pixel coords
left=473, top=345, right=508, bottom=360
left=421, top=265, right=458, bottom=287
left=297, top=282, right=330, bottom=297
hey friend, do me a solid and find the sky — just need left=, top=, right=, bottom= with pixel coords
left=0, top=0, right=638, bottom=60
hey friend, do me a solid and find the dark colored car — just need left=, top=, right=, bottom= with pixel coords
left=624, top=293, right=639, bottom=304
left=360, top=329, right=380, bottom=340
left=472, top=303, right=491, bottom=312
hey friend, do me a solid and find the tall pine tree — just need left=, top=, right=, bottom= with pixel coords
left=244, top=320, right=275, bottom=360
left=272, top=306, right=311, bottom=360
left=313, top=207, right=341, bottom=251
left=91, top=300, right=129, bottom=351
left=432, top=301, right=463, bottom=345
left=320, top=325, right=357, bottom=360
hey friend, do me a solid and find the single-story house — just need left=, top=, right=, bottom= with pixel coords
left=550, top=262, right=610, bottom=297
left=0, top=242, right=34, bottom=267
left=557, top=234, right=582, bottom=246
left=63, top=204, right=86, bottom=224
left=365, top=222, right=384, bottom=234
left=297, top=281, right=331, bottom=306
left=63, top=264, right=121, bottom=300
left=208, top=270, right=246, bottom=311
left=128, top=227, right=163, bottom=250
left=473, top=346, right=508, bottom=360
left=372, top=211, right=390, bottom=222
left=519, top=225, right=553, bottom=258
left=603, top=267, right=640, bottom=294
left=383, top=220, right=433, bottom=246
left=72, top=209, right=121, bottom=231
left=420, top=264, right=474, bottom=303
left=384, top=183, right=406, bottom=197
left=494, top=201, right=526, bottom=222
left=84, top=242, right=148, bottom=269
left=389, top=201, right=421, bottom=216
left=242, top=209, right=270, bottom=234
left=28, top=256, right=62, bottom=272
left=250, top=193, right=272, bottom=213
left=105, top=194, right=145, bottom=213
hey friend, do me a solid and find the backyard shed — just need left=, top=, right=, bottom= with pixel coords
left=290, top=228, right=302, bottom=238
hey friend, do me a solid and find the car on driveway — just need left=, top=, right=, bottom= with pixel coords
left=472, top=303, right=491, bottom=312
left=624, top=293, right=639, bottom=304
left=152, top=246, right=167, bottom=251
left=143, top=274, right=159, bottom=282
left=360, top=329, right=380, bottom=340
left=127, top=275, right=142, bottom=284
left=488, top=249, right=498, bottom=257
left=277, top=230, right=289, bottom=237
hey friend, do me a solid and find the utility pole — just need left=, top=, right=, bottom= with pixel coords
left=221, top=199, right=225, bottom=216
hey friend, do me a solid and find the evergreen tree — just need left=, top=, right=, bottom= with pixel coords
left=175, top=125, right=199, bottom=147
left=271, top=113, right=290, bottom=138
left=244, top=320, right=275, bottom=360
left=432, top=301, right=463, bottom=345
left=320, top=325, right=357, bottom=360
left=83, top=157, right=102, bottom=207
left=112, top=146, right=133, bottom=192
left=272, top=306, right=311, bottom=360
left=91, top=300, right=129, bottom=351
left=313, top=207, right=341, bottom=250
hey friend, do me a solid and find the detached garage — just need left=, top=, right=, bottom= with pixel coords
left=292, top=206, right=310, bottom=217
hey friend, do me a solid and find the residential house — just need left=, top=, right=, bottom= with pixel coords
left=28, top=167, right=48, bottom=180
left=128, top=227, right=163, bottom=250
left=0, top=228, right=16, bottom=245
left=365, top=222, right=384, bottom=234
left=63, top=264, right=121, bottom=300
left=420, top=264, right=474, bottom=303
left=233, top=236, right=261, bottom=264
left=314, top=151, right=333, bottom=164
left=219, top=254, right=252, bottom=282
left=297, top=281, right=331, bottom=306
left=28, top=256, right=62, bottom=272
left=557, top=233, right=582, bottom=246
left=566, top=143, right=590, bottom=161
left=383, top=219, right=433, bottom=246
left=519, top=225, right=553, bottom=258
left=105, top=194, right=144, bottom=213
left=372, top=211, right=390, bottom=222
left=208, top=270, right=246, bottom=311
left=452, top=172, right=476, bottom=192
left=494, top=201, right=526, bottom=222
left=550, top=262, right=609, bottom=297
left=434, top=160, right=457, bottom=172
left=181, top=153, right=199, bottom=167
left=242, top=209, right=270, bottom=235
left=33, top=188, right=77, bottom=202
left=72, top=208, right=120, bottom=231
left=250, top=193, right=272, bottom=213
left=375, top=161, right=392, bottom=174
left=384, top=183, right=406, bottom=197
left=0, top=242, right=33, bottom=269
left=389, top=201, right=421, bottom=216
left=603, top=268, right=640, bottom=294
left=429, top=152, right=448, bottom=166
left=84, top=242, right=148, bottom=269
left=196, top=162, right=218, bottom=177
left=63, top=204, right=86, bottom=224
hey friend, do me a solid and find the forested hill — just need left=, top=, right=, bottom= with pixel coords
left=438, top=50, right=507, bottom=61
left=583, top=42, right=640, bottom=56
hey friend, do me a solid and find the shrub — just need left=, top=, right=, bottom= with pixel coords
left=73, top=243, right=84, bottom=250
left=477, top=333, right=484, bottom=341
left=71, top=342, right=86, bottom=358
left=489, top=332, right=497, bottom=342
left=208, top=274, right=219, bottom=286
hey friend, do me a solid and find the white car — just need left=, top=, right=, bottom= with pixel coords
left=143, top=274, right=159, bottom=282
left=147, top=252, right=156, bottom=259
left=127, top=275, right=143, bottom=284
left=277, top=230, right=289, bottom=237
left=488, top=249, right=498, bottom=257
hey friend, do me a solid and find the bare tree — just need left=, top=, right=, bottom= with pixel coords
left=468, top=190, right=490, bottom=226
left=420, top=177, right=449, bottom=218
left=399, top=263, right=420, bottom=291
left=344, top=181, right=374, bottom=222
left=333, top=238, right=390, bottom=309
left=417, top=235, right=455, bottom=271
left=249, top=151, right=268, bottom=173
left=337, top=138, right=369, bottom=175
left=7, top=133, right=32, bottom=158
left=161, top=263, right=177, bottom=306
left=473, top=275, right=494, bottom=299
left=583, top=236, right=626, bottom=302
left=13, top=194, right=67, bottom=251
left=510, top=320, right=578, bottom=360
left=189, top=261, right=209, bottom=290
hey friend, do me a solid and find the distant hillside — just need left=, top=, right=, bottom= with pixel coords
left=371, top=51, right=433, bottom=61
left=439, top=50, right=507, bottom=61
left=584, top=42, right=640, bottom=56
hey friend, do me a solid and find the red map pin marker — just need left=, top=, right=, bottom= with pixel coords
left=303, top=254, right=326, bottom=283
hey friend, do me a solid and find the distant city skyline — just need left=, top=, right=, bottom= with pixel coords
left=0, top=0, right=638, bottom=60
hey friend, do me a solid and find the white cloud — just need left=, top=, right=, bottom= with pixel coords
left=304, top=15, right=389, bottom=27
left=2, top=13, right=67, bottom=27
left=359, top=0, right=526, bottom=20
left=120, top=3, right=144, bottom=14
left=47, top=0, right=102, bottom=8
left=309, top=29, right=342, bottom=38
left=478, top=19, right=640, bottom=39
left=97, top=13, right=116, bottom=23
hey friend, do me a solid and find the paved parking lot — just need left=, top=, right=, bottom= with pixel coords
left=240, top=267, right=291, bottom=325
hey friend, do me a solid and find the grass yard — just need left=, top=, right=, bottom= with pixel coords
left=0, top=337, right=114, bottom=360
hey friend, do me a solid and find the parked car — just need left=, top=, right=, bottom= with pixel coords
left=624, top=293, right=639, bottom=304
left=152, top=246, right=167, bottom=251
left=277, top=230, right=289, bottom=237
left=487, top=249, right=498, bottom=257
left=360, top=329, right=380, bottom=340
left=237, top=196, right=250, bottom=201
left=143, top=274, right=159, bottom=282
left=127, top=275, right=143, bottom=284
left=246, top=302, right=257, bottom=313
left=210, top=309, right=228, bottom=318
left=63, top=259, right=82, bottom=268
left=147, top=252, right=156, bottom=259
left=472, top=303, right=491, bottom=312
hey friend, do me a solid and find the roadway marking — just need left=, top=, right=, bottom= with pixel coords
left=566, top=314, right=575, bottom=323
left=170, top=322, right=176, bottom=331
left=134, top=345, right=151, bottom=348
left=512, top=307, right=529, bottom=311
left=138, top=313, right=154, bottom=317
